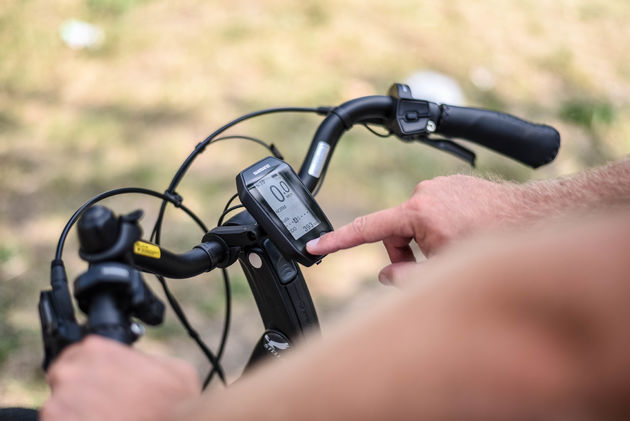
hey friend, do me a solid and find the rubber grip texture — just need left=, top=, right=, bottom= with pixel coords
left=438, top=105, right=560, bottom=168
left=0, top=408, right=38, bottom=421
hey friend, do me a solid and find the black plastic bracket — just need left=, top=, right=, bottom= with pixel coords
left=163, top=190, right=183, bottom=208
left=39, top=289, right=83, bottom=370
left=202, top=223, right=261, bottom=268
left=386, top=83, right=442, bottom=141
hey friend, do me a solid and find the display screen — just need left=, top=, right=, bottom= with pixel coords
left=253, top=170, right=321, bottom=240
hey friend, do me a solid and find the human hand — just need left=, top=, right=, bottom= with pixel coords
left=41, top=336, right=200, bottom=421
left=179, top=210, right=630, bottom=420
left=307, top=175, right=517, bottom=282
left=376, top=211, right=630, bottom=418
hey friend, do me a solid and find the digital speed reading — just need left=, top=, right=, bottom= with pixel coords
left=253, top=171, right=321, bottom=240
left=236, top=156, right=334, bottom=266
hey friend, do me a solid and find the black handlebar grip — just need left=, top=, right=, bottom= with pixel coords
left=437, top=105, right=560, bottom=168
left=87, top=293, right=135, bottom=344
left=0, top=408, right=39, bottom=421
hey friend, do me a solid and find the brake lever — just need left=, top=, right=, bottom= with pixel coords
left=39, top=260, right=83, bottom=370
left=419, top=137, right=477, bottom=167
left=39, top=289, right=83, bottom=370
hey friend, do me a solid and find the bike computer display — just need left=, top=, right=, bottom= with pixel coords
left=236, top=156, right=333, bottom=266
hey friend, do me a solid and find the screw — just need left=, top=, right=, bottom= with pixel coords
left=248, top=252, right=263, bottom=269
left=130, top=322, right=145, bottom=337
left=426, top=120, right=437, bottom=133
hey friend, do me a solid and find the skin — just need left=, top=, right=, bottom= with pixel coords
left=181, top=211, right=630, bottom=420
left=41, top=337, right=200, bottom=421
left=307, top=159, right=630, bottom=284
left=308, top=174, right=516, bottom=284
left=42, top=159, right=630, bottom=420
left=42, top=211, right=630, bottom=420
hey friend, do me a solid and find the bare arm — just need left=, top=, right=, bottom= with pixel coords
left=42, top=210, right=630, bottom=420
left=517, top=158, right=630, bottom=216
left=307, top=159, right=630, bottom=282
left=180, top=210, right=630, bottom=420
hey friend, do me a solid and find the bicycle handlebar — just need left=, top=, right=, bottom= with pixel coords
left=131, top=241, right=226, bottom=279
left=37, top=82, right=561, bottom=382
left=299, top=96, right=396, bottom=190
left=437, top=104, right=560, bottom=168
left=299, top=85, right=560, bottom=190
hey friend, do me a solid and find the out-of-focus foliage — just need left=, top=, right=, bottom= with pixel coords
left=1, top=0, right=629, bottom=406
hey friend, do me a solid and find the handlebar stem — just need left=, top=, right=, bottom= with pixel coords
left=298, top=95, right=396, bottom=191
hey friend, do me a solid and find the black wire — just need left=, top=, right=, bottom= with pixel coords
left=148, top=132, right=288, bottom=388
left=210, top=135, right=280, bottom=155
left=217, top=205, right=245, bottom=227
left=200, top=193, right=246, bottom=388
left=150, top=201, right=169, bottom=245
left=170, top=107, right=328, bottom=193
left=362, top=123, right=392, bottom=138
left=56, top=109, right=325, bottom=389
left=53, top=187, right=228, bottom=382
left=150, top=107, right=328, bottom=245
left=203, top=267, right=231, bottom=389
left=148, top=136, right=275, bottom=388
left=149, top=135, right=274, bottom=244
left=222, top=193, right=239, bottom=214
left=156, top=275, right=227, bottom=385
left=148, top=107, right=328, bottom=388
left=55, top=187, right=207, bottom=261
left=142, top=199, right=233, bottom=386
left=203, top=190, right=247, bottom=389
left=216, top=193, right=242, bottom=227
left=147, top=137, right=278, bottom=388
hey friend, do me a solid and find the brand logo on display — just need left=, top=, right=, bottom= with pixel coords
left=253, top=164, right=271, bottom=175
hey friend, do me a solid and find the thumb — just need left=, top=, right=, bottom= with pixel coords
left=378, top=261, right=427, bottom=288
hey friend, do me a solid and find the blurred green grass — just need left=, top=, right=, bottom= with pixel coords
left=1, top=0, right=630, bottom=406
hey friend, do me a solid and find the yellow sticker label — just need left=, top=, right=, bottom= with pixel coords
left=133, top=241, right=161, bottom=259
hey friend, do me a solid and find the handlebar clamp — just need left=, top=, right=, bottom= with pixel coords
left=202, top=223, right=262, bottom=268
left=387, top=83, right=442, bottom=141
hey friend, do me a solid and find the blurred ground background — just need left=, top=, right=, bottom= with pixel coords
left=1, top=0, right=629, bottom=407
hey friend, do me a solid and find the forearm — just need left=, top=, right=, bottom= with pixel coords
left=180, top=269, right=567, bottom=421
left=179, top=211, right=630, bottom=420
left=183, top=210, right=630, bottom=421
left=181, top=291, right=447, bottom=420
left=178, top=289, right=537, bottom=420
left=512, top=158, right=630, bottom=220
left=307, top=158, right=630, bottom=260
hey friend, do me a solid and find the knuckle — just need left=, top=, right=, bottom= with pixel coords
left=351, top=215, right=368, bottom=238
left=413, top=180, right=428, bottom=194
left=402, top=194, right=427, bottom=217
left=82, top=335, right=104, bottom=351
left=400, top=198, right=415, bottom=212
left=317, top=231, right=333, bottom=246
left=424, top=225, right=451, bottom=254
left=49, top=363, right=77, bottom=386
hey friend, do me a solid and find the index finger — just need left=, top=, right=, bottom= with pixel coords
left=307, top=205, right=414, bottom=254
